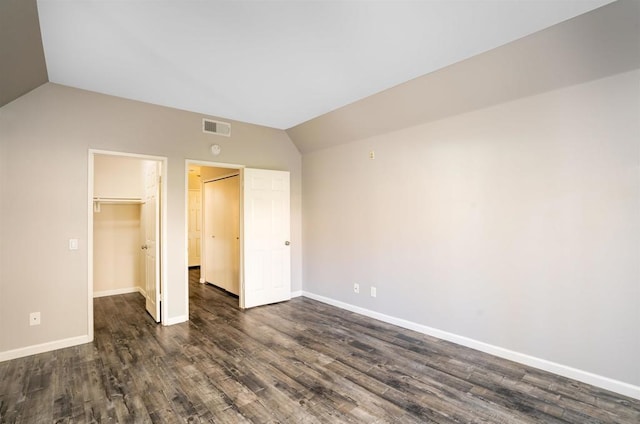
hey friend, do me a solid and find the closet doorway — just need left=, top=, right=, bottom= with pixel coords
left=186, top=160, right=293, bottom=310
left=89, top=151, right=166, bottom=325
left=188, top=165, right=241, bottom=299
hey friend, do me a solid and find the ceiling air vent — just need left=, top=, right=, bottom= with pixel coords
left=203, top=118, right=231, bottom=137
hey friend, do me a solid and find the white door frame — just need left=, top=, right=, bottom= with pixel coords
left=185, top=160, right=244, bottom=308
left=88, top=149, right=169, bottom=339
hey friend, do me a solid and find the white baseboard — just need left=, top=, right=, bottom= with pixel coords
left=291, top=290, right=303, bottom=298
left=302, top=291, right=640, bottom=400
left=163, top=314, right=188, bottom=326
left=0, top=335, right=92, bottom=363
left=93, top=286, right=143, bottom=298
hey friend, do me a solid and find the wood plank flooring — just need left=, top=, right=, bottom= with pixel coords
left=1, top=269, right=639, bottom=423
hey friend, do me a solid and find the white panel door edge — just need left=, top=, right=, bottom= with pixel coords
left=143, top=161, right=161, bottom=322
left=203, top=176, right=240, bottom=295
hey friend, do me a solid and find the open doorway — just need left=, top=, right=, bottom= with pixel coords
left=188, top=164, right=241, bottom=304
left=185, top=160, right=293, bottom=310
left=89, top=150, right=167, bottom=328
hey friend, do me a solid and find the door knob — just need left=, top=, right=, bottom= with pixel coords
left=285, top=241, right=290, bottom=246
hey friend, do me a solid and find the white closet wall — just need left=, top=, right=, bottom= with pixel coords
left=93, top=155, right=145, bottom=297
left=94, top=204, right=143, bottom=296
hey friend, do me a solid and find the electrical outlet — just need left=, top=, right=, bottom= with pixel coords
left=371, top=287, right=377, bottom=298
left=30, top=312, right=41, bottom=326
left=354, top=283, right=360, bottom=294
left=369, top=150, right=375, bottom=160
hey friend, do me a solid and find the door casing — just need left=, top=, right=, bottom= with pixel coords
left=88, top=150, right=168, bottom=340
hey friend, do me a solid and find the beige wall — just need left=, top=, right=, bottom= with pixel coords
left=94, top=155, right=145, bottom=199
left=188, top=170, right=202, bottom=190
left=0, top=83, right=302, bottom=355
left=0, top=0, right=48, bottom=107
left=93, top=204, right=142, bottom=295
left=302, top=69, right=640, bottom=389
left=200, top=166, right=239, bottom=181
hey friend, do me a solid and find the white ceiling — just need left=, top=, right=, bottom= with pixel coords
left=37, top=0, right=613, bottom=130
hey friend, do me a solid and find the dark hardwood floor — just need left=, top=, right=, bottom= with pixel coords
left=1, top=269, right=638, bottom=423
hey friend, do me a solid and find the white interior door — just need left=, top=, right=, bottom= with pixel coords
left=204, top=180, right=222, bottom=289
left=241, top=168, right=291, bottom=309
left=188, top=189, right=202, bottom=267
left=143, top=161, right=161, bottom=322
left=203, top=176, right=240, bottom=295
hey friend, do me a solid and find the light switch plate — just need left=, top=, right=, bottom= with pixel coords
left=69, top=239, right=78, bottom=250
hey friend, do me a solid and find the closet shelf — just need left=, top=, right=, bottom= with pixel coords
left=93, top=197, right=144, bottom=205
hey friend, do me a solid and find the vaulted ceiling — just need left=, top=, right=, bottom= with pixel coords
left=33, top=0, right=614, bottom=130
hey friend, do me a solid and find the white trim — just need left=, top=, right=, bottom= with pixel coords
left=93, top=287, right=144, bottom=298
left=184, top=163, right=191, bottom=319
left=158, top=158, right=169, bottom=325
left=0, top=335, right=91, bottom=363
left=89, top=149, right=168, bottom=161
left=187, top=159, right=244, bottom=170
left=87, top=153, right=94, bottom=342
left=163, top=314, right=189, bottom=326
left=290, top=290, right=303, bottom=298
left=301, top=291, right=640, bottom=400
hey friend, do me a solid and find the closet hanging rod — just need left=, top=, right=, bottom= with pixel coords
left=93, top=197, right=144, bottom=204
